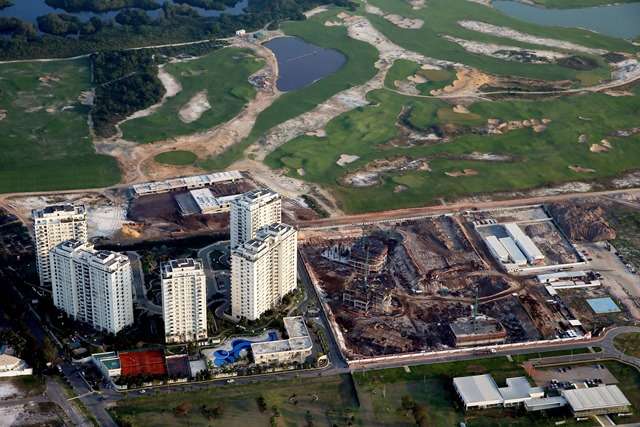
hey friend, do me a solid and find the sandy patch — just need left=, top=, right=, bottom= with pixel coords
left=364, top=4, right=423, bottom=29
left=486, top=117, right=550, bottom=135
left=297, top=168, right=306, bottom=176
left=120, top=66, right=182, bottom=124
left=304, top=5, right=329, bottom=17
left=78, top=90, right=94, bottom=106
left=408, top=0, right=425, bottom=9
left=394, top=184, right=409, bottom=193
left=178, top=90, right=211, bottom=123
left=407, top=74, right=427, bottom=84
left=394, top=79, right=420, bottom=95
left=38, top=74, right=60, bottom=85
left=431, top=67, right=494, bottom=97
left=453, top=105, right=470, bottom=114
left=590, top=143, right=610, bottom=153
left=569, top=165, right=596, bottom=173
left=578, top=134, right=588, bottom=143
left=341, top=157, right=430, bottom=187
left=458, top=21, right=607, bottom=55
left=306, top=128, right=327, bottom=137
left=443, top=35, right=567, bottom=63
left=0, top=109, right=6, bottom=121
left=336, top=154, right=360, bottom=166
left=445, top=168, right=478, bottom=177
left=464, top=152, right=511, bottom=161
left=0, top=381, right=21, bottom=400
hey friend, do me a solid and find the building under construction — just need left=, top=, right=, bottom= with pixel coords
left=342, top=276, right=393, bottom=313
left=322, top=236, right=388, bottom=273
left=449, top=315, right=507, bottom=347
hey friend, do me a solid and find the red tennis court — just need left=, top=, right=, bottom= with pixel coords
left=119, top=350, right=167, bottom=377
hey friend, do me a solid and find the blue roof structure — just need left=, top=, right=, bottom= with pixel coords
left=587, top=297, right=621, bottom=314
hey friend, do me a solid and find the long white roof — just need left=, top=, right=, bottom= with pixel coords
left=561, top=385, right=630, bottom=412
left=505, top=223, right=544, bottom=261
left=454, top=374, right=503, bottom=406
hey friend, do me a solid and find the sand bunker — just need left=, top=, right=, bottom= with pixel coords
left=458, top=21, right=607, bottom=55
left=590, top=142, right=610, bottom=153
left=569, top=165, right=596, bottom=173
left=431, top=67, right=494, bottom=97
left=407, top=74, right=427, bottom=84
left=453, top=105, right=470, bottom=114
left=445, top=168, right=478, bottom=177
left=364, top=4, right=423, bottom=29
left=443, top=36, right=567, bottom=64
left=306, top=129, right=327, bottom=137
left=486, top=117, right=550, bottom=135
left=407, top=0, right=425, bottom=9
left=578, top=134, right=588, bottom=143
left=0, top=109, right=6, bottom=121
left=179, top=90, right=211, bottom=123
left=336, top=154, right=360, bottom=166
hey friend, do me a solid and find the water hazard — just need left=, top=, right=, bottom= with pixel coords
left=264, top=36, right=347, bottom=92
left=493, top=0, right=640, bottom=40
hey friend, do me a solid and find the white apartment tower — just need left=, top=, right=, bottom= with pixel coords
left=50, top=240, right=134, bottom=334
left=161, top=258, right=208, bottom=344
left=230, top=189, right=281, bottom=248
left=231, top=223, right=297, bottom=321
left=33, top=204, right=87, bottom=285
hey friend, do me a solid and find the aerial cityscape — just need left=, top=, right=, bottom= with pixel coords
left=0, top=0, right=640, bottom=426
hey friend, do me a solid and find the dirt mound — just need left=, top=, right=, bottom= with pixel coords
left=548, top=203, right=616, bottom=242
left=557, top=55, right=599, bottom=71
left=341, top=157, right=430, bottom=187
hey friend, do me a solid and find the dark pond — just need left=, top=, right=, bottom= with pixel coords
left=493, top=0, right=640, bottom=40
left=264, top=36, right=347, bottom=92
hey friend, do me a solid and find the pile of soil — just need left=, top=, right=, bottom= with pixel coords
left=548, top=202, right=616, bottom=242
left=557, top=55, right=598, bottom=71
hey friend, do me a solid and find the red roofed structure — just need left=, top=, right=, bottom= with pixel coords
left=119, top=350, right=167, bottom=377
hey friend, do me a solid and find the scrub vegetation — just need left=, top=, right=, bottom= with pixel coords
left=0, top=59, right=120, bottom=193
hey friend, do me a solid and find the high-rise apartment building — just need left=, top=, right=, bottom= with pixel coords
left=33, top=204, right=87, bottom=285
left=161, top=258, right=208, bottom=343
left=229, top=189, right=281, bottom=248
left=231, top=223, right=297, bottom=321
left=50, top=240, right=134, bottom=334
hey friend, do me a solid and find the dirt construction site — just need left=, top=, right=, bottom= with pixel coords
left=300, top=203, right=640, bottom=359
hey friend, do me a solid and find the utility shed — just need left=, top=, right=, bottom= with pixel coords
left=453, top=374, right=503, bottom=410
left=561, top=385, right=631, bottom=416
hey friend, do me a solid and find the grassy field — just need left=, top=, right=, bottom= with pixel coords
left=199, top=9, right=379, bottom=171
left=154, top=150, right=198, bottom=166
left=363, top=0, right=635, bottom=83
left=614, top=332, right=640, bottom=358
left=606, top=207, right=640, bottom=271
left=353, top=353, right=584, bottom=427
left=0, top=59, right=121, bottom=193
left=120, top=48, right=262, bottom=144
left=110, top=374, right=359, bottom=427
left=266, top=84, right=640, bottom=213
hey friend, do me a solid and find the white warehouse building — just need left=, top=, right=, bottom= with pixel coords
left=50, top=240, right=134, bottom=334
left=33, top=204, right=87, bottom=285
left=504, top=223, right=545, bottom=264
left=161, top=258, right=208, bottom=344
left=231, top=223, right=297, bottom=321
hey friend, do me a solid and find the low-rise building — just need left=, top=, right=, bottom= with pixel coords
left=250, top=317, right=313, bottom=365
left=454, top=374, right=504, bottom=410
left=561, top=385, right=631, bottom=417
left=450, top=315, right=507, bottom=348
left=0, top=354, right=32, bottom=378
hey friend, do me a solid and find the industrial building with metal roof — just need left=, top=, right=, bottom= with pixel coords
left=560, top=385, right=631, bottom=416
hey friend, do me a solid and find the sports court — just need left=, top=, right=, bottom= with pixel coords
left=119, top=350, right=167, bottom=377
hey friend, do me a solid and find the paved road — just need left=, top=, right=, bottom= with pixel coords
left=45, top=377, right=93, bottom=427
left=127, top=251, right=162, bottom=315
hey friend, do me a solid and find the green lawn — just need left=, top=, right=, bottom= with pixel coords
left=199, top=9, right=379, bottom=171
left=120, top=48, right=263, bottom=144
left=110, top=374, right=359, bottom=427
left=353, top=354, right=595, bottom=427
left=363, top=0, right=635, bottom=83
left=154, top=150, right=198, bottom=166
left=614, top=333, right=640, bottom=358
left=0, top=59, right=121, bottom=193
left=266, top=85, right=640, bottom=213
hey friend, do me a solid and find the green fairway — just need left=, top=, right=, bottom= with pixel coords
left=110, top=374, right=359, bottom=427
left=0, top=59, right=121, bottom=193
left=266, top=86, right=640, bottom=213
left=120, top=48, right=263, bottom=144
left=154, top=150, right=198, bottom=166
left=363, top=0, right=636, bottom=83
left=199, top=9, right=379, bottom=170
